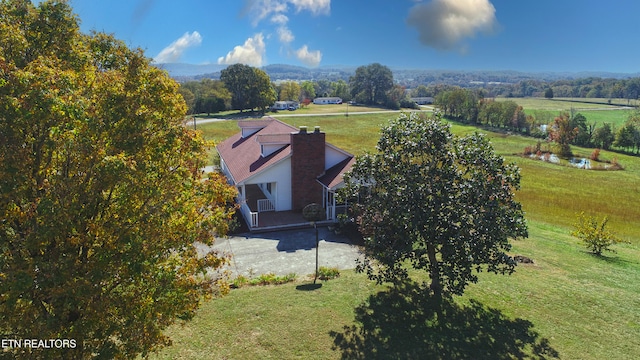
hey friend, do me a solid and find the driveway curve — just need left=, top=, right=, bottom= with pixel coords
left=199, top=228, right=363, bottom=278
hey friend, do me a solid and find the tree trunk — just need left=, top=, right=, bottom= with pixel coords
left=426, top=243, right=443, bottom=318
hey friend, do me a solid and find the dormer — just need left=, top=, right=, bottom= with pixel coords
left=256, top=133, right=291, bottom=157
left=238, top=120, right=271, bottom=138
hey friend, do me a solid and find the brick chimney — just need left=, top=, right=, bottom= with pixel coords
left=290, top=126, right=325, bottom=211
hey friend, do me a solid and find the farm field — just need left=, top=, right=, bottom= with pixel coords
left=554, top=97, right=639, bottom=107
left=495, top=97, right=635, bottom=127
left=523, top=108, right=632, bottom=128
left=172, top=110, right=640, bottom=359
left=495, top=97, right=633, bottom=111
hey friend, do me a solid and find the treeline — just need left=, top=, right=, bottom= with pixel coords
left=411, top=77, right=640, bottom=101
left=435, top=88, right=530, bottom=133
left=488, top=77, right=640, bottom=100
left=435, top=88, right=640, bottom=155
left=179, top=63, right=419, bottom=115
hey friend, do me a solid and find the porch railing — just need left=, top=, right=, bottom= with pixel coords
left=257, top=198, right=275, bottom=212
left=239, top=195, right=258, bottom=228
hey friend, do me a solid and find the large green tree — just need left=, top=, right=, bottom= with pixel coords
left=614, top=122, right=639, bottom=153
left=330, top=79, right=350, bottom=101
left=220, top=63, right=276, bottom=113
left=180, top=79, right=231, bottom=115
left=278, top=80, right=301, bottom=101
left=300, top=80, right=316, bottom=100
left=349, top=63, right=394, bottom=106
left=0, top=1, right=237, bottom=358
left=593, top=122, right=615, bottom=150
left=343, top=113, right=527, bottom=304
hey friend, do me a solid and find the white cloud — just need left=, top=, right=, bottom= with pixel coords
left=217, top=33, right=266, bottom=67
left=244, top=0, right=288, bottom=26
left=406, top=0, right=498, bottom=52
left=295, top=45, right=322, bottom=67
left=241, top=0, right=329, bottom=65
left=270, top=13, right=289, bottom=24
left=154, top=31, right=202, bottom=63
left=289, top=0, right=330, bottom=15
left=246, top=0, right=330, bottom=23
left=277, top=26, right=295, bottom=43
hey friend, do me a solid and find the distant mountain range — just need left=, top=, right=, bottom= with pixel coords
left=155, top=63, right=640, bottom=86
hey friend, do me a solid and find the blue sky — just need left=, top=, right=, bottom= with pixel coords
left=67, top=0, right=640, bottom=73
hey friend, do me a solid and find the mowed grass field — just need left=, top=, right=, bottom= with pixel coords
left=495, top=97, right=633, bottom=111
left=157, top=111, right=640, bottom=359
left=496, top=97, right=635, bottom=127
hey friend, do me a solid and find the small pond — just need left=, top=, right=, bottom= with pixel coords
left=529, top=154, right=591, bottom=169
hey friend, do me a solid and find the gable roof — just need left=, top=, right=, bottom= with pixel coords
left=217, top=117, right=356, bottom=187
left=217, top=118, right=296, bottom=184
left=318, top=156, right=356, bottom=189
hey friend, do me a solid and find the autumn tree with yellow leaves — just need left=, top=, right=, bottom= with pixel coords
left=0, top=1, right=236, bottom=358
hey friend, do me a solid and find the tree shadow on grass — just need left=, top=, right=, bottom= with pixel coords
left=330, top=281, right=559, bottom=360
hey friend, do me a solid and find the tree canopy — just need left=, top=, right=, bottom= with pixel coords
left=343, top=113, right=528, bottom=303
left=349, top=63, right=394, bottom=105
left=220, top=63, right=276, bottom=113
left=180, top=79, right=231, bottom=115
left=0, top=1, right=237, bottom=358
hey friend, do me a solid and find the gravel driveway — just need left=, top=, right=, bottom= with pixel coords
left=198, top=227, right=363, bottom=278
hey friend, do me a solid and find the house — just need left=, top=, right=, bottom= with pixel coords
left=217, top=118, right=355, bottom=230
left=411, top=97, right=434, bottom=105
left=271, top=101, right=299, bottom=111
left=313, top=97, right=342, bottom=105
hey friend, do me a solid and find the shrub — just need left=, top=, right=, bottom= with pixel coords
left=250, top=273, right=297, bottom=286
left=610, top=157, right=624, bottom=170
left=571, top=212, right=623, bottom=255
left=590, top=148, right=601, bottom=161
left=232, top=273, right=297, bottom=288
left=523, top=146, right=533, bottom=156
left=231, top=275, right=250, bottom=288
left=317, top=266, right=341, bottom=280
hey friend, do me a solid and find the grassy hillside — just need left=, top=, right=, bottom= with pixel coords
left=152, top=219, right=640, bottom=359
left=170, top=111, right=640, bottom=359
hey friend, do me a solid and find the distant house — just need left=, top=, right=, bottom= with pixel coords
left=271, top=101, right=299, bottom=111
left=313, top=97, right=342, bottom=105
left=216, top=118, right=355, bottom=230
left=411, top=97, right=434, bottom=105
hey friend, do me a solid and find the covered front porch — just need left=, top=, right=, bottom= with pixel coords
left=237, top=183, right=337, bottom=232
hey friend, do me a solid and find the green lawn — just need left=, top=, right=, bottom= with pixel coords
left=152, top=219, right=640, bottom=359
left=523, top=108, right=632, bottom=128
left=167, top=111, right=640, bottom=359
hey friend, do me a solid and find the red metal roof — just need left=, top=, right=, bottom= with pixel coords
left=256, top=133, right=291, bottom=144
left=217, top=117, right=355, bottom=187
left=217, top=118, right=297, bottom=184
left=318, top=156, right=356, bottom=189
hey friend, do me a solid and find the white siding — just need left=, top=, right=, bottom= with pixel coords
left=262, top=144, right=287, bottom=157
left=325, top=145, right=349, bottom=170
left=244, top=158, right=292, bottom=211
